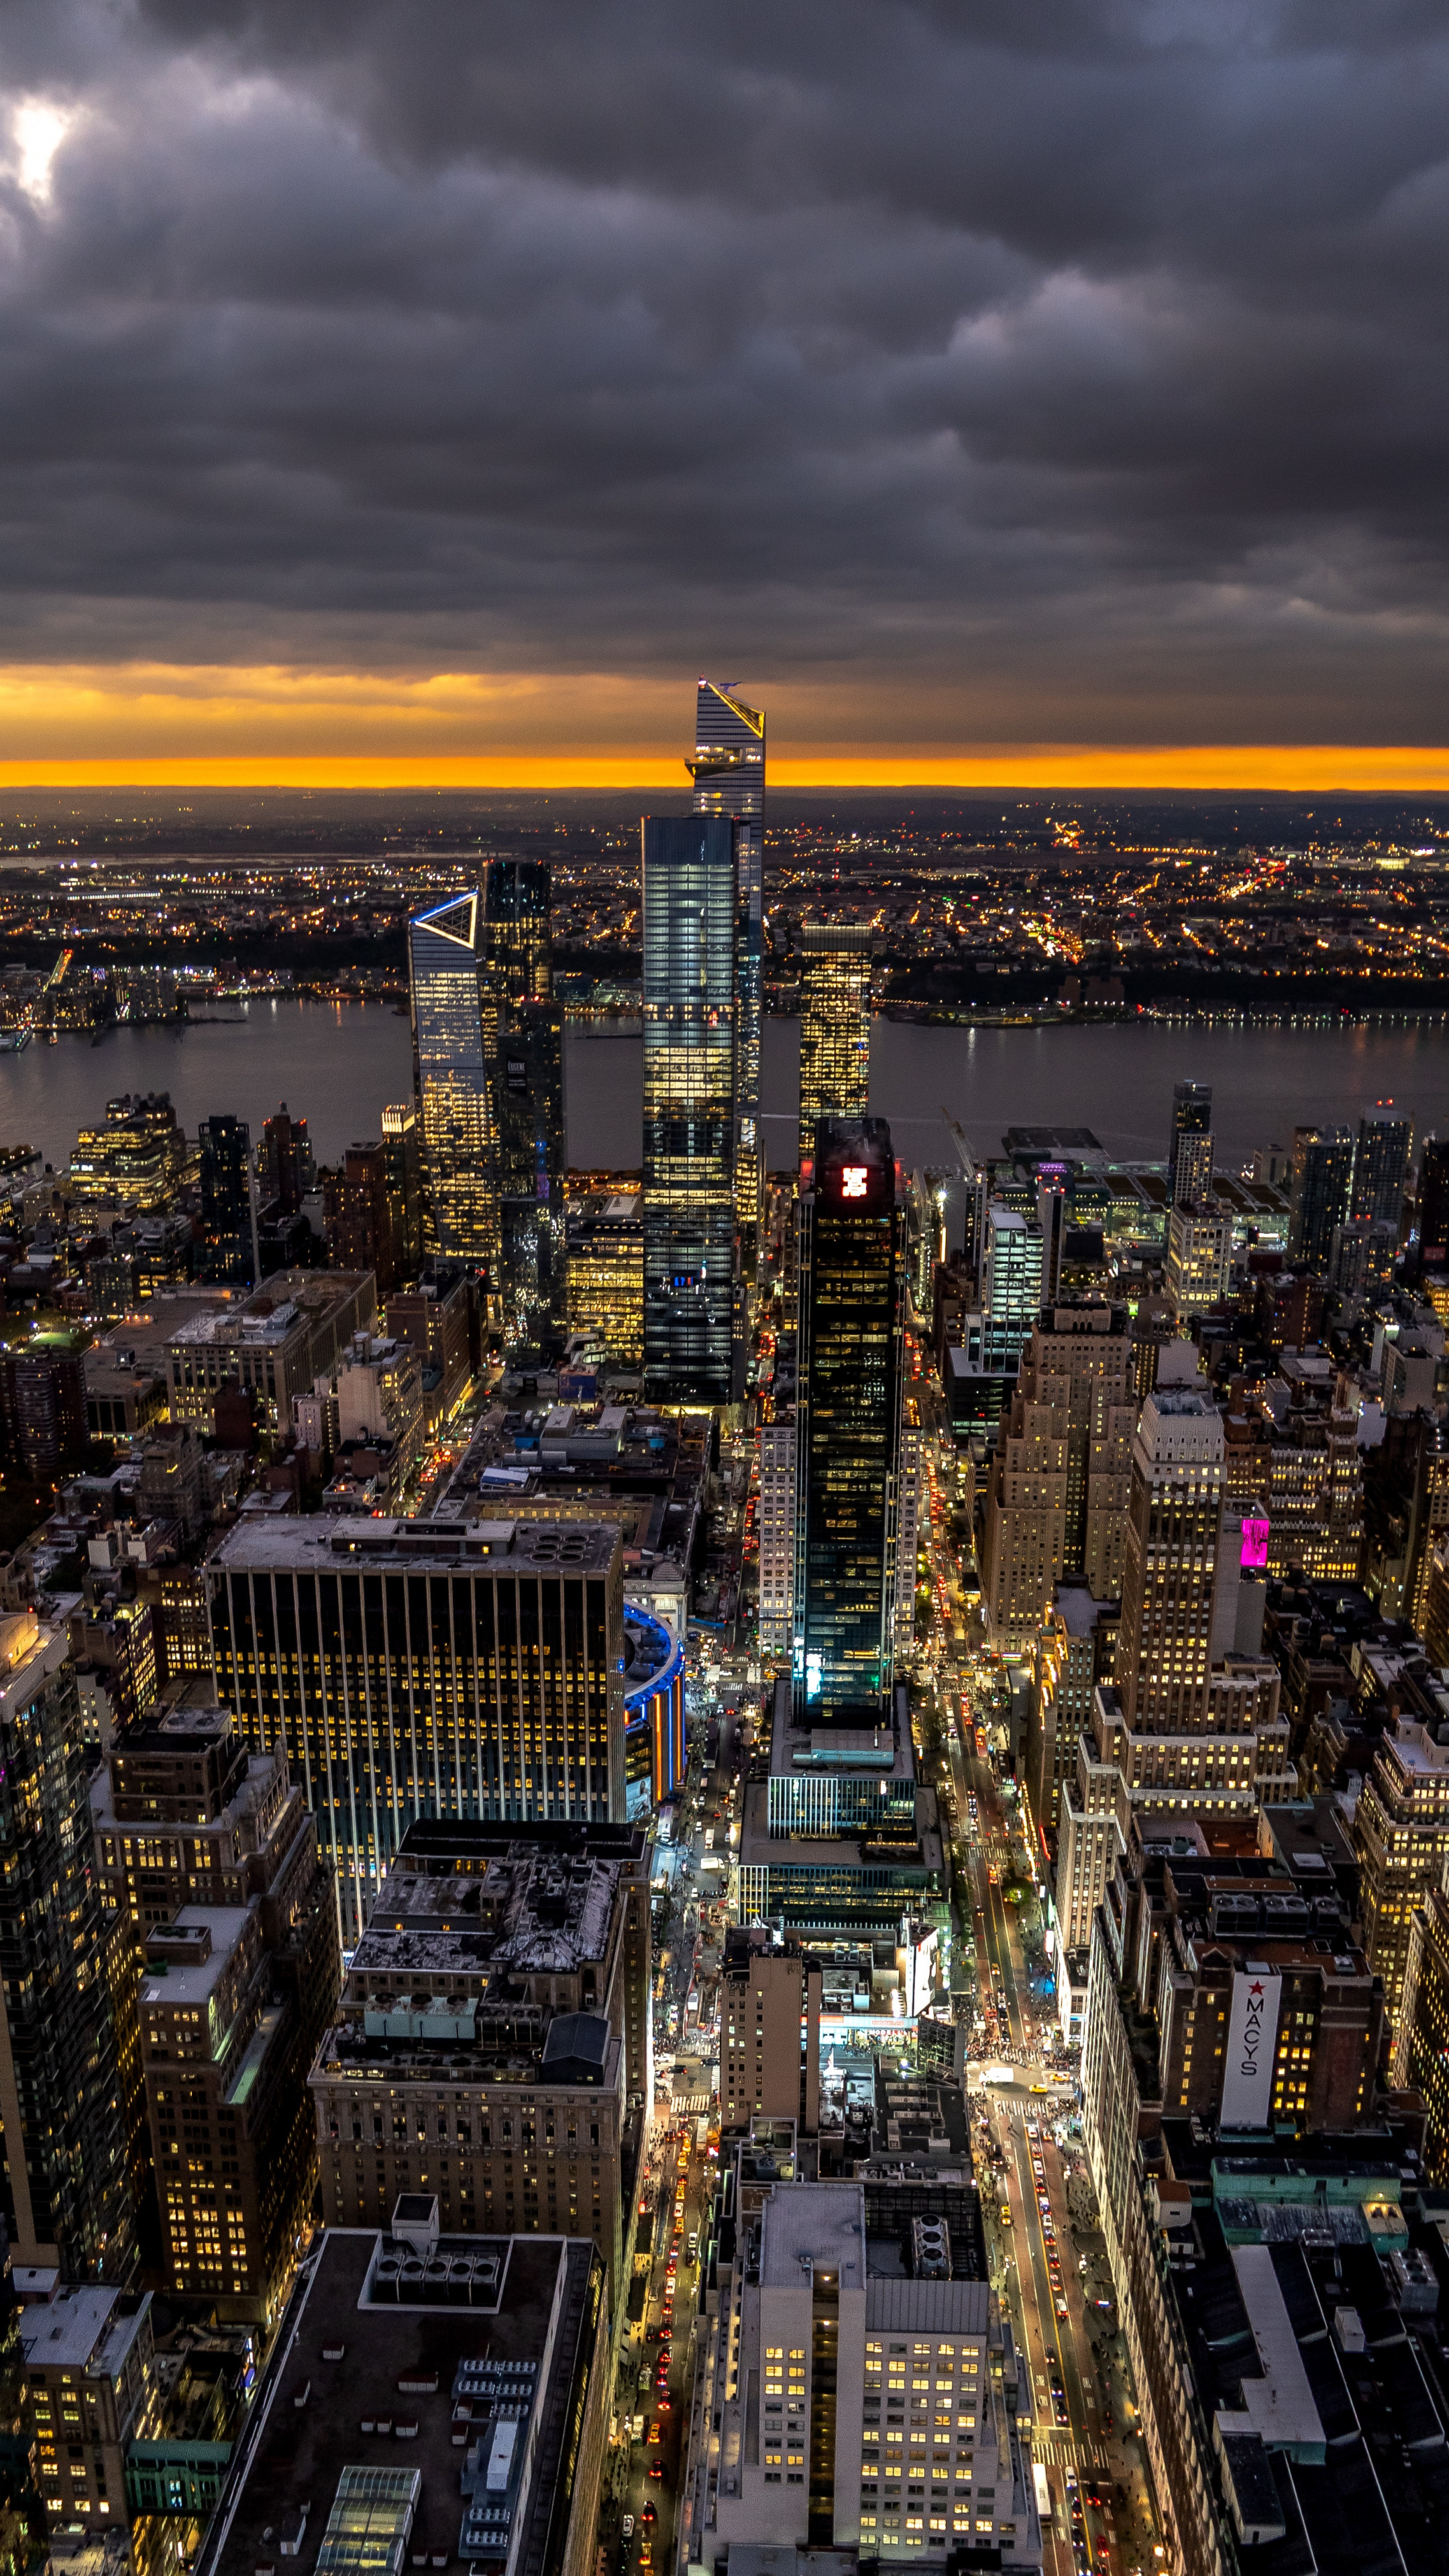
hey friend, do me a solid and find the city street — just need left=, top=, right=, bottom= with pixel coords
left=910, top=1364, right=1162, bottom=2576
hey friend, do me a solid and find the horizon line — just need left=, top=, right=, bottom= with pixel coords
left=4, top=745, right=1449, bottom=794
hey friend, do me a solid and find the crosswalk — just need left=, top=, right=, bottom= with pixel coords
left=674, top=2092, right=712, bottom=2115
left=1030, top=2435, right=1112, bottom=2474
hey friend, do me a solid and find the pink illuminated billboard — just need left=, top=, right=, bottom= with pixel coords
left=1240, top=1515, right=1270, bottom=1573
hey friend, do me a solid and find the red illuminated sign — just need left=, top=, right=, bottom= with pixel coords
left=840, top=1166, right=868, bottom=1198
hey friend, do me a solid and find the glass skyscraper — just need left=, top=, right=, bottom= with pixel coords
left=641, top=814, right=739, bottom=1405
left=494, top=998, right=567, bottom=1334
left=798, top=924, right=873, bottom=1163
left=688, top=680, right=764, bottom=1307
left=1350, top=1101, right=1413, bottom=1226
left=794, top=1115, right=903, bottom=1726
left=1167, top=1079, right=1213, bottom=1206
left=479, top=857, right=562, bottom=1333
left=408, top=891, right=499, bottom=1271
left=482, top=856, right=551, bottom=1061
left=1289, top=1123, right=1354, bottom=1269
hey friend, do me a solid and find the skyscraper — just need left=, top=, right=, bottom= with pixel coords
left=1350, top=1099, right=1413, bottom=1228
left=380, top=1101, right=423, bottom=1275
left=481, top=856, right=551, bottom=1059
left=259, top=1102, right=311, bottom=1214
left=1288, top=1123, right=1354, bottom=1269
left=1166, top=1079, right=1213, bottom=1206
left=408, top=890, right=499, bottom=1271
left=980, top=1201, right=1044, bottom=1372
left=0, top=1612, right=133, bottom=2278
left=1417, top=1136, right=1449, bottom=1274
left=797, top=924, right=872, bottom=1165
left=1115, top=1387, right=1226, bottom=1727
left=794, top=1116, right=903, bottom=1725
left=479, top=859, right=561, bottom=1335
left=494, top=998, right=567, bottom=1335
left=198, top=1112, right=253, bottom=1282
left=207, top=1514, right=629, bottom=1941
left=688, top=680, right=764, bottom=1284
left=641, top=814, right=738, bottom=1405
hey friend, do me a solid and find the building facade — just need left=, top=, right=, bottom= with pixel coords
left=797, top=925, right=872, bottom=1166
left=409, top=890, right=499, bottom=1271
left=207, top=1515, right=628, bottom=1939
left=641, top=814, right=738, bottom=1405
left=794, top=1118, right=903, bottom=1726
left=0, top=1613, right=133, bottom=2278
left=1166, top=1079, right=1212, bottom=1208
left=688, top=679, right=765, bottom=1287
left=757, top=1416, right=798, bottom=1664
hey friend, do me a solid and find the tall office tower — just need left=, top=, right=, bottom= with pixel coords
left=1352, top=1715, right=1449, bottom=2038
left=198, top=1112, right=253, bottom=1283
left=95, top=1705, right=339, bottom=2322
left=1417, top=1136, right=1449, bottom=1275
left=1022, top=1303, right=1135, bottom=1572
left=980, top=1201, right=1044, bottom=1373
left=480, top=855, right=552, bottom=1058
left=641, top=814, right=738, bottom=1405
left=1287, top=1123, right=1354, bottom=1269
left=796, top=925, right=873, bottom=1165
left=718, top=1932, right=822, bottom=2131
left=409, top=890, right=500, bottom=1271
left=566, top=1185, right=645, bottom=1364
left=323, top=1140, right=397, bottom=1288
left=794, top=1117, right=903, bottom=1725
left=260, top=1102, right=311, bottom=1214
left=1395, top=1865, right=1449, bottom=2182
left=1055, top=1413, right=1293, bottom=1947
left=757, top=1416, right=798, bottom=1664
left=380, top=1101, right=423, bottom=1276
left=688, top=680, right=765, bottom=1286
left=208, top=1515, right=628, bottom=1941
left=494, top=998, right=567, bottom=1336
left=894, top=1419, right=924, bottom=1662
left=1163, top=1199, right=1232, bottom=1317
left=1167, top=1079, right=1213, bottom=1206
left=0, top=1612, right=133, bottom=2279
left=1116, top=1389, right=1226, bottom=1727
left=1351, top=1099, right=1413, bottom=1226
left=979, top=1390, right=1070, bottom=1650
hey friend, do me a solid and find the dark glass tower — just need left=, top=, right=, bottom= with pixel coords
left=1289, top=1124, right=1354, bottom=1269
left=688, top=681, right=764, bottom=1356
left=482, top=858, right=560, bottom=1334
left=641, top=814, right=738, bottom=1405
left=408, top=891, right=498, bottom=1271
left=794, top=1116, right=902, bottom=1726
left=0, top=1622, right=133, bottom=2279
left=1419, top=1138, right=1449, bottom=1275
left=482, top=857, right=551, bottom=1062
left=495, top=999, right=567, bottom=1336
left=1167, top=1079, right=1213, bottom=1206
left=1351, top=1101, right=1413, bottom=1226
left=199, top=1112, right=253, bottom=1283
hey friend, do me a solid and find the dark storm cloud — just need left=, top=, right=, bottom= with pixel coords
left=2, top=0, right=1448, bottom=737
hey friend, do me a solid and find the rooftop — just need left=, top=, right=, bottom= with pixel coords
left=209, top=1515, right=621, bottom=1578
left=19, top=2288, right=150, bottom=2380
left=196, top=2229, right=602, bottom=2576
left=140, top=1905, right=252, bottom=2008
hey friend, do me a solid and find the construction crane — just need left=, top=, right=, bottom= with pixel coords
left=941, top=1107, right=981, bottom=1187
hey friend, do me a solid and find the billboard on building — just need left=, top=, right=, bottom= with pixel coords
left=1221, top=1969, right=1281, bottom=2127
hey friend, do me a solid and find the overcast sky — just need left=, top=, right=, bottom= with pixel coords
left=2, top=0, right=1448, bottom=764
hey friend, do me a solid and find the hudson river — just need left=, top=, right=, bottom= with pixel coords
left=1, top=998, right=1446, bottom=1178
